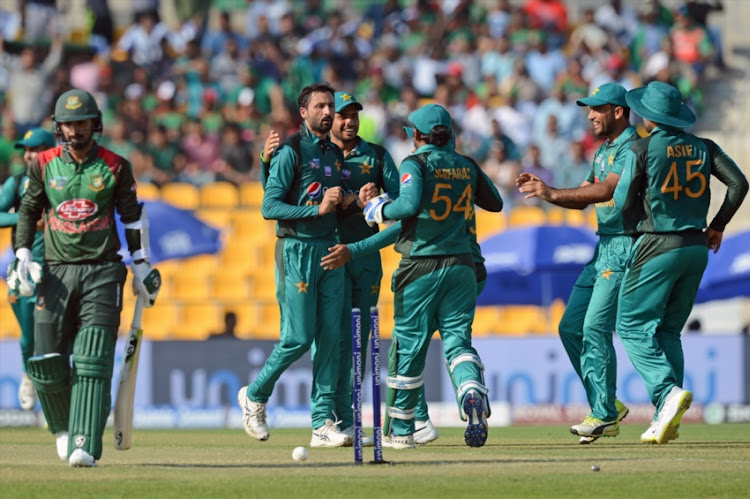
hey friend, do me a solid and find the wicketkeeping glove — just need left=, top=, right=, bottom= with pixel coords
left=131, top=261, right=162, bottom=308
left=363, top=193, right=392, bottom=227
left=6, top=248, right=42, bottom=296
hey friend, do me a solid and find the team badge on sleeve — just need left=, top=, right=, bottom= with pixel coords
left=308, top=159, right=321, bottom=169
left=307, top=182, right=323, bottom=199
left=401, top=173, right=412, bottom=186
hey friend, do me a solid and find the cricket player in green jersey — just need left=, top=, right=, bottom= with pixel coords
left=614, top=81, right=748, bottom=445
left=516, top=82, right=640, bottom=443
left=323, top=138, right=502, bottom=446
left=9, top=89, right=161, bottom=467
left=1, top=128, right=56, bottom=411
left=322, top=91, right=399, bottom=442
left=361, top=104, right=503, bottom=448
left=238, top=83, right=352, bottom=448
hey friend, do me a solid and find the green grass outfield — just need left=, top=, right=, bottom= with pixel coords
left=2, top=424, right=749, bottom=498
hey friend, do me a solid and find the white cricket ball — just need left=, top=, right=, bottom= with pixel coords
left=292, top=446, right=308, bottom=462
left=591, top=465, right=600, bottom=472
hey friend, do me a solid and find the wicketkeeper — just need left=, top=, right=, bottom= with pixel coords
left=360, top=104, right=503, bottom=448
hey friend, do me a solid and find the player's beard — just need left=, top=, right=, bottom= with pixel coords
left=308, top=116, right=333, bottom=136
left=64, top=131, right=95, bottom=151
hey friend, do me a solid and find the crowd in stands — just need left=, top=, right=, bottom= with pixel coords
left=0, top=0, right=727, bottom=211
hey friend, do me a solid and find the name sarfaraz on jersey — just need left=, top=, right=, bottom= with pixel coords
left=434, top=167, right=471, bottom=180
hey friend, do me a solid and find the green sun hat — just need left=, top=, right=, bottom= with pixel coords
left=404, top=103, right=452, bottom=138
left=625, top=81, right=696, bottom=129
left=576, top=82, right=628, bottom=108
left=14, top=128, right=56, bottom=149
left=334, top=91, right=363, bottom=113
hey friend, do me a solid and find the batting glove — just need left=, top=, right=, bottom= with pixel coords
left=364, top=193, right=392, bottom=227
left=131, top=261, right=162, bottom=308
left=7, top=248, right=42, bottom=296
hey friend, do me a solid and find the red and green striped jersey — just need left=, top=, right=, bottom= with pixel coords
left=16, top=145, right=141, bottom=264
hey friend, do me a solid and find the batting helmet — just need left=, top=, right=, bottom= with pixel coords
left=52, top=89, right=101, bottom=123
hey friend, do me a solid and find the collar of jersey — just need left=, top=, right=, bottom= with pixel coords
left=61, top=143, right=101, bottom=165
left=604, top=126, right=638, bottom=148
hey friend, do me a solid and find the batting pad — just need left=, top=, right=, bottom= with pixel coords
left=69, top=326, right=116, bottom=460
left=26, top=353, right=72, bottom=434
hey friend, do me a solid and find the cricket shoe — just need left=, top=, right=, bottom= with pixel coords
left=341, top=425, right=373, bottom=447
left=414, top=419, right=439, bottom=445
left=18, top=374, right=37, bottom=410
left=382, top=434, right=415, bottom=449
left=654, top=386, right=692, bottom=445
left=641, top=419, right=679, bottom=444
left=237, top=387, right=269, bottom=441
left=56, top=432, right=68, bottom=460
left=69, top=449, right=96, bottom=468
left=462, top=390, right=488, bottom=448
left=571, top=416, right=619, bottom=439
left=311, top=419, right=351, bottom=448
left=579, top=399, right=629, bottom=444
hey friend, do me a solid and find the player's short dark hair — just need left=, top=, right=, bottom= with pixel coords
left=423, top=125, right=452, bottom=147
left=298, top=83, right=336, bottom=109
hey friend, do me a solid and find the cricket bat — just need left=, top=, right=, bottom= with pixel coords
left=114, top=295, right=145, bottom=450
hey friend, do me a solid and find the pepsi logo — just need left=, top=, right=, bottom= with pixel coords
left=307, top=182, right=323, bottom=199
left=401, top=173, right=412, bottom=185
left=56, top=199, right=97, bottom=221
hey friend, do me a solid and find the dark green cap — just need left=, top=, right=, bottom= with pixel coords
left=404, top=103, right=452, bottom=138
left=576, top=82, right=628, bottom=108
left=53, top=89, right=101, bottom=123
left=14, top=128, right=56, bottom=149
left=334, top=91, right=363, bottom=113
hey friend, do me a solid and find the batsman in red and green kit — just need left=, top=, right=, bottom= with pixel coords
left=9, top=89, right=160, bottom=467
left=614, top=81, right=748, bottom=444
left=362, top=104, right=502, bottom=448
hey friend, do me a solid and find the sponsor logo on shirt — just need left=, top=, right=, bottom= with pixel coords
left=342, top=169, right=352, bottom=181
left=401, top=173, right=412, bottom=185
left=308, top=158, right=321, bottom=169
left=307, top=182, right=323, bottom=199
left=324, top=165, right=332, bottom=177
left=49, top=176, right=68, bottom=190
left=56, top=199, right=97, bottom=221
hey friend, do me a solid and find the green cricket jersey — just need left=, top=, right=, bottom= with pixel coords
left=338, top=139, right=400, bottom=244
left=383, top=144, right=503, bottom=258
left=585, top=126, right=641, bottom=236
left=262, top=124, right=344, bottom=241
left=0, top=173, right=44, bottom=262
left=16, top=145, right=142, bottom=264
left=615, top=127, right=748, bottom=237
